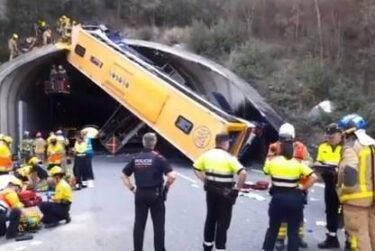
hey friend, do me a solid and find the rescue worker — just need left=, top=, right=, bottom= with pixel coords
left=47, top=135, right=63, bottom=170
left=19, top=131, right=34, bottom=163
left=193, top=133, right=247, bottom=251
left=56, top=130, right=69, bottom=171
left=8, top=33, right=19, bottom=60
left=337, top=114, right=375, bottom=251
left=122, top=132, right=177, bottom=251
left=14, top=157, right=48, bottom=187
left=316, top=123, right=343, bottom=249
left=39, top=166, right=72, bottom=228
left=0, top=136, right=13, bottom=174
left=33, top=132, right=47, bottom=163
left=262, top=136, right=318, bottom=251
left=81, top=130, right=95, bottom=188
left=73, top=133, right=88, bottom=190
left=268, top=123, right=310, bottom=250
left=57, top=65, right=67, bottom=80
left=0, top=177, right=33, bottom=240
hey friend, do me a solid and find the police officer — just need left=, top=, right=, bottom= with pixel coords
left=193, top=133, right=247, bottom=251
left=121, top=133, right=176, bottom=251
left=316, top=123, right=343, bottom=249
left=337, top=114, right=375, bottom=251
left=262, top=136, right=318, bottom=251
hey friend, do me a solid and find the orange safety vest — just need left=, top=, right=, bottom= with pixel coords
left=0, top=190, right=12, bottom=210
left=0, top=143, right=12, bottom=173
left=268, top=141, right=308, bottom=161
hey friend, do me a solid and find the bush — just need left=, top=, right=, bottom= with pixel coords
left=227, top=40, right=276, bottom=80
left=188, top=19, right=245, bottom=60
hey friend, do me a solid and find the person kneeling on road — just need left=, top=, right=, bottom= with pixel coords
left=39, top=166, right=72, bottom=228
left=0, top=177, right=33, bottom=240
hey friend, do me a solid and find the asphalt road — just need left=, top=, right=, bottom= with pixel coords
left=0, top=155, right=346, bottom=251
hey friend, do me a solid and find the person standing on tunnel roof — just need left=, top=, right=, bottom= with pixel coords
left=8, top=33, right=19, bottom=61
left=193, top=133, right=247, bottom=251
left=122, top=132, right=177, bottom=251
left=262, top=136, right=318, bottom=251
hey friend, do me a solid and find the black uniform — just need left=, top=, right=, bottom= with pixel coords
left=123, top=149, right=173, bottom=251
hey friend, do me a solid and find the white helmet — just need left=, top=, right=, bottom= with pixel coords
left=279, top=123, right=295, bottom=139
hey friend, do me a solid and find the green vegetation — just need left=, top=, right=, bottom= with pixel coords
left=1, top=0, right=375, bottom=140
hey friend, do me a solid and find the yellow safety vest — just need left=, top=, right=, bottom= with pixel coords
left=193, top=148, right=243, bottom=185
left=264, top=156, right=313, bottom=188
left=338, top=141, right=375, bottom=207
left=74, top=141, right=87, bottom=157
left=316, top=142, right=342, bottom=166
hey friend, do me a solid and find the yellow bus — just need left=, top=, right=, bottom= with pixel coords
left=67, top=25, right=253, bottom=161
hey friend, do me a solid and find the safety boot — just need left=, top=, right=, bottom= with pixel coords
left=275, top=239, right=285, bottom=251
left=344, top=241, right=351, bottom=251
left=299, top=238, right=308, bottom=248
left=317, top=234, right=340, bottom=249
left=202, top=242, right=213, bottom=251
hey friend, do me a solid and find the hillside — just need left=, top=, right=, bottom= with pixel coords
left=1, top=0, right=374, bottom=141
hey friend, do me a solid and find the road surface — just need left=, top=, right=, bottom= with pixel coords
left=0, top=155, right=345, bottom=251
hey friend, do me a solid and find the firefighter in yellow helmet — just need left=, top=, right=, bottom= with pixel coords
left=0, top=177, right=33, bottom=240
left=47, top=135, right=63, bottom=170
left=8, top=33, right=19, bottom=60
left=38, top=166, right=72, bottom=228
left=14, top=157, right=48, bottom=188
left=337, top=114, right=375, bottom=251
left=0, top=136, right=13, bottom=174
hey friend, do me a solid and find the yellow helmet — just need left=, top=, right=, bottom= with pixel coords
left=28, top=157, right=41, bottom=165
left=3, top=136, right=13, bottom=144
left=12, top=33, right=19, bottom=39
left=50, top=166, right=64, bottom=176
left=9, top=177, right=23, bottom=188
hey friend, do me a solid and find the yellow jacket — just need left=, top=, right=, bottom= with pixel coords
left=53, top=179, right=72, bottom=203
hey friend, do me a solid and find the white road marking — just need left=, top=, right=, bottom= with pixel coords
left=191, top=183, right=200, bottom=188
left=30, top=241, right=43, bottom=246
left=176, top=172, right=198, bottom=184
left=316, top=221, right=327, bottom=226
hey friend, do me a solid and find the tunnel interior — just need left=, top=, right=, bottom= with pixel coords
left=19, top=55, right=119, bottom=146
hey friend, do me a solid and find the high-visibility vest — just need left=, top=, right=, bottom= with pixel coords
left=0, top=143, right=12, bottom=172
left=47, top=145, right=63, bottom=164
left=339, top=141, right=375, bottom=207
left=268, top=141, right=309, bottom=161
left=316, top=142, right=342, bottom=166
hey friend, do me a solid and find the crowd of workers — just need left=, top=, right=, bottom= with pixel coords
left=0, top=128, right=95, bottom=240
left=7, top=16, right=75, bottom=61
left=121, top=113, right=375, bottom=251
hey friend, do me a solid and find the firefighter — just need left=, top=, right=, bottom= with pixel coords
left=0, top=177, right=33, bottom=240
left=0, top=136, right=13, bottom=174
left=14, top=157, right=48, bottom=187
left=193, top=133, right=247, bottom=251
left=8, top=33, right=19, bottom=60
left=19, top=131, right=34, bottom=164
left=337, top=114, right=375, bottom=251
left=39, top=166, right=72, bottom=228
left=56, top=130, right=69, bottom=171
left=121, top=133, right=177, bottom=251
left=47, top=135, right=63, bottom=170
left=268, top=123, right=311, bottom=250
left=316, top=123, right=343, bottom=249
left=33, top=132, right=47, bottom=163
left=262, top=136, right=318, bottom=251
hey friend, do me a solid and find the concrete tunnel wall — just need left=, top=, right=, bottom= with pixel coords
left=0, top=41, right=283, bottom=147
left=0, top=45, right=66, bottom=143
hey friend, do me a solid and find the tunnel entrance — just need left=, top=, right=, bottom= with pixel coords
left=19, top=60, right=118, bottom=147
